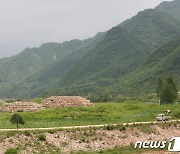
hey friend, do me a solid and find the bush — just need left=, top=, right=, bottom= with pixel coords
left=114, top=95, right=127, bottom=102
left=174, top=112, right=180, bottom=118
left=6, top=132, right=16, bottom=138
left=48, top=130, right=55, bottom=134
left=105, top=125, right=114, bottom=130
left=61, top=141, right=68, bottom=147
left=38, top=134, right=46, bottom=141
left=119, top=126, right=126, bottom=131
left=32, top=98, right=44, bottom=104
left=24, top=131, right=31, bottom=136
left=0, top=101, right=3, bottom=106
left=5, top=148, right=18, bottom=154
left=136, top=124, right=157, bottom=134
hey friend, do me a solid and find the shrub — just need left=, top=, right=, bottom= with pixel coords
left=119, top=126, right=126, bottom=131
left=61, top=141, right=68, bottom=147
left=137, top=125, right=157, bottom=134
left=6, top=132, right=16, bottom=138
left=4, top=148, right=18, bottom=154
left=105, top=125, right=114, bottom=130
left=48, top=130, right=55, bottom=134
left=32, top=98, right=44, bottom=104
left=115, top=95, right=126, bottom=102
left=174, top=112, right=180, bottom=118
left=38, top=134, right=46, bottom=141
left=0, top=101, right=3, bottom=106
left=24, top=131, right=31, bottom=136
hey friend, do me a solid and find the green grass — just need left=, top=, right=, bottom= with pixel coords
left=0, top=101, right=179, bottom=129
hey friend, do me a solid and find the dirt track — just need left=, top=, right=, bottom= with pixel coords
left=0, top=120, right=179, bottom=132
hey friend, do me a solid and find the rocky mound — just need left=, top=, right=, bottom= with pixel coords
left=42, top=96, right=93, bottom=108
left=0, top=101, right=43, bottom=112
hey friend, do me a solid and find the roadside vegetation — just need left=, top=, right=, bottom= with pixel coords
left=0, top=101, right=179, bottom=129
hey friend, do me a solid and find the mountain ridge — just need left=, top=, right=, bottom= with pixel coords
left=0, top=0, right=179, bottom=99
left=155, top=0, right=180, bottom=21
left=53, top=7, right=180, bottom=96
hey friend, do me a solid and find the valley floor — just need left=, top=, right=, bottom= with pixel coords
left=0, top=101, right=179, bottom=153
left=0, top=101, right=180, bottom=129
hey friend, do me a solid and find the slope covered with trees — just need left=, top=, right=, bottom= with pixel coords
left=113, top=39, right=180, bottom=95
left=51, top=8, right=180, bottom=98
left=155, top=0, right=180, bottom=21
left=0, top=0, right=179, bottom=99
left=120, top=9, right=180, bottom=51
left=60, top=27, right=149, bottom=87
left=0, top=32, right=105, bottom=98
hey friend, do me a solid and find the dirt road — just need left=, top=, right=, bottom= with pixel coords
left=0, top=120, right=179, bottom=132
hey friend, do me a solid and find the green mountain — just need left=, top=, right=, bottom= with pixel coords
left=51, top=8, right=180, bottom=96
left=0, top=40, right=83, bottom=83
left=0, top=0, right=179, bottom=99
left=27, top=32, right=105, bottom=84
left=120, top=9, right=180, bottom=51
left=156, top=0, right=180, bottom=21
left=18, top=32, right=105, bottom=98
left=59, top=27, right=149, bottom=87
left=0, top=32, right=105, bottom=98
left=112, top=39, right=180, bottom=95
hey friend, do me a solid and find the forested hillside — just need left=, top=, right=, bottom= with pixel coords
left=50, top=7, right=180, bottom=98
left=0, top=0, right=179, bottom=99
left=0, top=40, right=83, bottom=82
left=0, top=32, right=105, bottom=98
left=155, top=0, right=180, bottom=21
left=111, top=39, right=180, bottom=95
left=59, top=8, right=180, bottom=87
left=60, top=27, right=149, bottom=87
left=120, top=9, right=180, bottom=51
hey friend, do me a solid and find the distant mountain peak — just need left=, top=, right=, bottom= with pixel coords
left=158, top=0, right=180, bottom=7
left=155, top=0, right=180, bottom=21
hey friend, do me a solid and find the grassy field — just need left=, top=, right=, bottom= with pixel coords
left=0, top=101, right=179, bottom=129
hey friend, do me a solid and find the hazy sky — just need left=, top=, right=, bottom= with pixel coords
left=0, top=0, right=172, bottom=58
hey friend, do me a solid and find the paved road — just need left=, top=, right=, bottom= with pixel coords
left=0, top=120, right=179, bottom=132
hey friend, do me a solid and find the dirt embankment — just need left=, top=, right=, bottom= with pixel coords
left=0, top=123, right=179, bottom=154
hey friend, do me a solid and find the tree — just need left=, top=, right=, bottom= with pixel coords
left=166, top=76, right=178, bottom=101
left=10, top=114, right=25, bottom=130
left=161, top=83, right=174, bottom=103
left=156, top=78, right=164, bottom=104
left=161, top=76, right=178, bottom=104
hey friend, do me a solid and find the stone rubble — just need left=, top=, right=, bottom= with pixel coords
left=0, top=96, right=93, bottom=112
left=42, top=96, right=93, bottom=108
left=0, top=101, right=43, bottom=112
